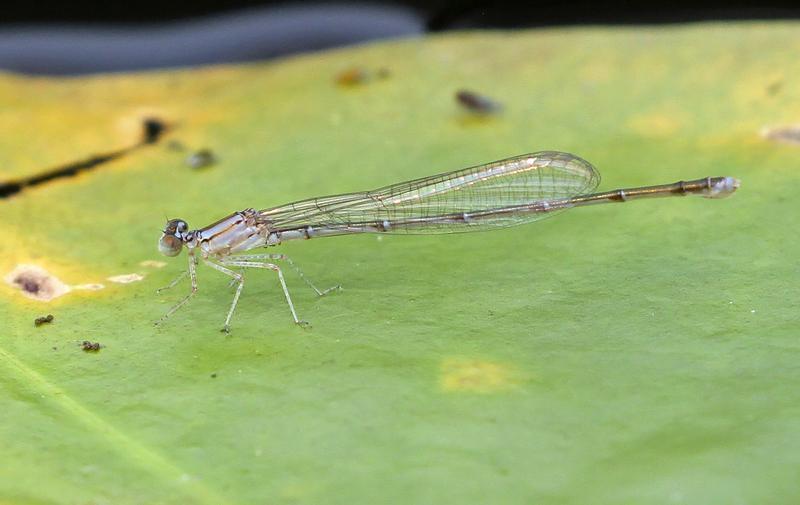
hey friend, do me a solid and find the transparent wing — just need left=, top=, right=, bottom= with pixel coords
left=259, top=151, right=600, bottom=235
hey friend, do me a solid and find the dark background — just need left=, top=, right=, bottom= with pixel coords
left=5, top=1, right=800, bottom=27
left=2, top=1, right=798, bottom=75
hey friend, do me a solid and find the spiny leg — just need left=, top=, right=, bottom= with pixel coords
left=156, top=269, right=188, bottom=294
left=203, top=260, right=245, bottom=333
left=231, top=253, right=341, bottom=296
left=155, top=252, right=198, bottom=326
left=221, top=259, right=309, bottom=328
left=227, top=268, right=244, bottom=289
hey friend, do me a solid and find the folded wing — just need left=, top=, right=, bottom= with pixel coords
left=259, top=151, right=600, bottom=235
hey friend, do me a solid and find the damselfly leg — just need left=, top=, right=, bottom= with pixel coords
left=156, top=270, right=188, bottom=293
left=202, top=260, right=245, bottom=333
left=155, top=252, right=198, bottom=326
left=220, top=258, right=310, bottom=331
left=158, top=252, right=337, bottom=331
left=233, top=253, right=342, bottom=297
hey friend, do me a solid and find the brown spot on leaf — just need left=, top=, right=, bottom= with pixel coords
left=23, top=279, right=39, bottom=293
left=4, top=265, right=71, bottom=301
left=335, top=66, right=391, bottom=87
left=335, top=66, right=369, bottom=86
left=766, top=80, right=783, bottom=96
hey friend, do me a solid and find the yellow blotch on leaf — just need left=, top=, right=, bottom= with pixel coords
left=440, top=357, right=520, bottom=393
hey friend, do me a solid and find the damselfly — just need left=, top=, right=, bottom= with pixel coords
left=156, top=151, right=739, bottom=332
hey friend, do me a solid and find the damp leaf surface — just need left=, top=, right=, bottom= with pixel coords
left=1, top=23, right=799, bottom=505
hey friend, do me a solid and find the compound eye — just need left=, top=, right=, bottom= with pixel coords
left=158, top=234, right=183, bottom=257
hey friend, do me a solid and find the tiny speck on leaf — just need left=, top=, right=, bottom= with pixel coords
left=455, top=89, right=502, bottom=115
left=335, top=66, right=390, bottom=87
left=335, top=66, right=369, bottom=86
left=34, top=314, right=54, bottom=327
left=211, top=373, right=217, bottom=378
left=186, top=149, right=217, bottom=169
left=142, top=117, right=167, bottom=144
left=81, top=341, right=102, bottom=352
left=766, top=80, right=783, bottom=96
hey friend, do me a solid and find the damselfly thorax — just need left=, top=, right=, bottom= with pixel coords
left=155, top=151, right=739, bottom=332
left=194, top=209, right=268, bottom=257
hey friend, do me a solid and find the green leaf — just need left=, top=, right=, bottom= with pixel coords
left=2, top=23, right=799, bottom=504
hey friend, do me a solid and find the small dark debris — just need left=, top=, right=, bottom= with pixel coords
left=52, top=346, right=57, bottom=350
left=81, top=340, right=102, bottom=352
left=455, top=89, right=502, bottom=115
left=766, top=80, right=783, bottom=96
left=210, top=373, right=217, bottom=378
left=336, top=66, right=370, bottom=86
left=335, top=66, right=391, bottom=87
left=34, top=314, right=54, bottom=327
left=142, top=117, right=167, bottom=144
left=186, top=149, right=217, bottom=169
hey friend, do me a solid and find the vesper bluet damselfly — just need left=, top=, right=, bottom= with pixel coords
left=156, top=151, right=739, bottom=332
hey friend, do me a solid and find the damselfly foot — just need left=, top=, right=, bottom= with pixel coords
left=155, top=270, right=188, bottom=294
left=316, top=284, right=342, bottom=297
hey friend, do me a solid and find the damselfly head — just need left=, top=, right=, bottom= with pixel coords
left=158, top=219, right=189, bottom=257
